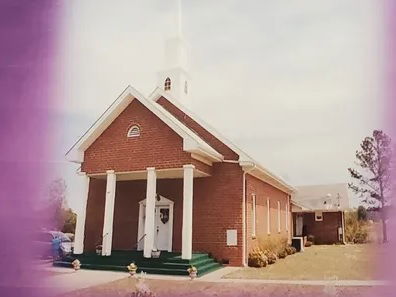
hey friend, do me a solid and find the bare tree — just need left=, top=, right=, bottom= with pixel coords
left=48, top=178, right=67, bottom=230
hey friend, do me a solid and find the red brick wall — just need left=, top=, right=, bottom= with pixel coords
left=83, top=178, right=106, bottom=251
left=82, top=99, right=207, bottom=174
left=245, top=174, right=291, bottom=253
left=193, top=162, right=244, bottom=266
left=293, top=212, right=342, bottom=244
left=157, top=97, right=239, bottom=160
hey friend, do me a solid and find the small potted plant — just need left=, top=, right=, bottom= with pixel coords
left=95, top=234, right=106, bottom=255
left=95, top=244, right=102, bottom=255
left=151, top=249, right=161, bottom=258
left=127, top=262, right=138, bottom=277
left=187, top=265, right=197, bottom=280
left=72, top=259, right=81, bottom=271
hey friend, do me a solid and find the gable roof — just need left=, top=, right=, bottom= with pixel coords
left=291, top=200, right=312, bottom=211
left=156, top=96, right=239, bottom=160
left=65, top=86, right=223, bottom=164
left=149, top=88, right=251, bottom=162
left=294, top=183, right=350, bottom=211
left=148, top=88, right=296, bottom=194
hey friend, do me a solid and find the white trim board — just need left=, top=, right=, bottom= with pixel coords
left=65, top=85, right=223, bottom=164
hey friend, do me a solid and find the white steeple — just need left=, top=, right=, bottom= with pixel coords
left=157, top=0, right=191, bottom=107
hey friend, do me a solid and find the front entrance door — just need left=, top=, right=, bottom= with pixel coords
left=154, top=206, right=170, bottom=251
left=137, top=195, right=174, bottom=252
left=296, top=214, right=303, bottom=236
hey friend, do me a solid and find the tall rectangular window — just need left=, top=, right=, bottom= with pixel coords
left=277, top=201, right=281, bottom=233
left=252, top=194, right=256, bottom=238
left=267, top=198, right=270, bottom=234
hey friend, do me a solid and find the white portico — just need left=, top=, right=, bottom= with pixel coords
left=73, top=164, right=197, bottom=260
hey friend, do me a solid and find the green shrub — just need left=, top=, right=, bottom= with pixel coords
left=285, top=246, right=293, bottom=255
left=263, top=250, right=277, bottom=264
left=248, top=248, right=268, bottom=267
left=258, top=235, right=288, bottom=256
left=278, top=249, right=287, bottom=259
left=307, top=234, right=315, bottom=243
left=345, top=211, right=369, bottom=244
left=285, top=245, right=297, bottom=255
left=353, top=228, right=368, bottom=243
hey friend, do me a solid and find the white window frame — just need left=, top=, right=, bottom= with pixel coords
left=252, top=194, right=256, bottom=238
left=277, top=201, right=281, bottom=233
left=127, top=125, right=140, bottom=138
left=315, top=211, right=323, bottom=221
left=267, top=197, right=270, bottom=235
left=164, top=77, right=171, bottom=91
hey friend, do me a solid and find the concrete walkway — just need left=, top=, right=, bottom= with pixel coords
left=143, top=267, right=387, bottom=287
left=40, top=264, right=388, bottom=296
left=40, top=266, right=127, bottom=295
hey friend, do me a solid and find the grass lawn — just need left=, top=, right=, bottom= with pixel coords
left=224, top=244, right=381, bottom=280
left=57, top=244, right=385, bottom=297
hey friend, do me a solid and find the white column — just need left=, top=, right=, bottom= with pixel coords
left=182, top=164, right=194, bottom=260
left=102, top=170, right=116, bottom=256
left=73, top=173, right=90, bottom=254
left=144, top=167, right=157, bottom=258
left=137, top=202, right=145, bottom=251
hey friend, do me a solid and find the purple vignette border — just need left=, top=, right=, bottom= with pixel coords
left=0, top=1, right=395, bottom=297
left=0, top=1, right=63, bottom=297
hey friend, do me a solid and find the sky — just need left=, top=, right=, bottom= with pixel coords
left=49, top=0, right=386, bottom=213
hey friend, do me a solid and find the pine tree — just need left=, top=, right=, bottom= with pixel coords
left=348, top=130, right=393, bottom=243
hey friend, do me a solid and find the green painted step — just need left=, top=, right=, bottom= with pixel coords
left=136, top=257, right=214, bottom=269
left=54, top=251, right=222, bottom=277
left=54, top=262, right=222, bottom=277
left=197, top=262, right=222, bottom=276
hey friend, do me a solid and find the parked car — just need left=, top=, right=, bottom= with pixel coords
left=33, top=230, right=74, bottom=259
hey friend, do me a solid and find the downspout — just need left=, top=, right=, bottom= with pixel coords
left=241, top=162, right=255, bottom=266
left=341, top=211, right=346, bottom=244
left=290, top=198, right=295, bottom=239
left=287, top=195, right=291, bottom=243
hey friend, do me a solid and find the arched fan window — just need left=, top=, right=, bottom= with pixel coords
left=127, top=125, right=140, bottom=138
left=164, top=77, right=171, bottom=91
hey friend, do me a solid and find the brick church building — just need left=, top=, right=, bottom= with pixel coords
left=66, top=5, right=295, bottom=268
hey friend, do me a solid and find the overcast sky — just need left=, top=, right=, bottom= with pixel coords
left=51, top=0, right=386, bottom=212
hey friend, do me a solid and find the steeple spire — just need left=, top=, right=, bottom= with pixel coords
left=157, top=0, right=191, bottom=108
left=177, top=0, right=182, bottom=37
